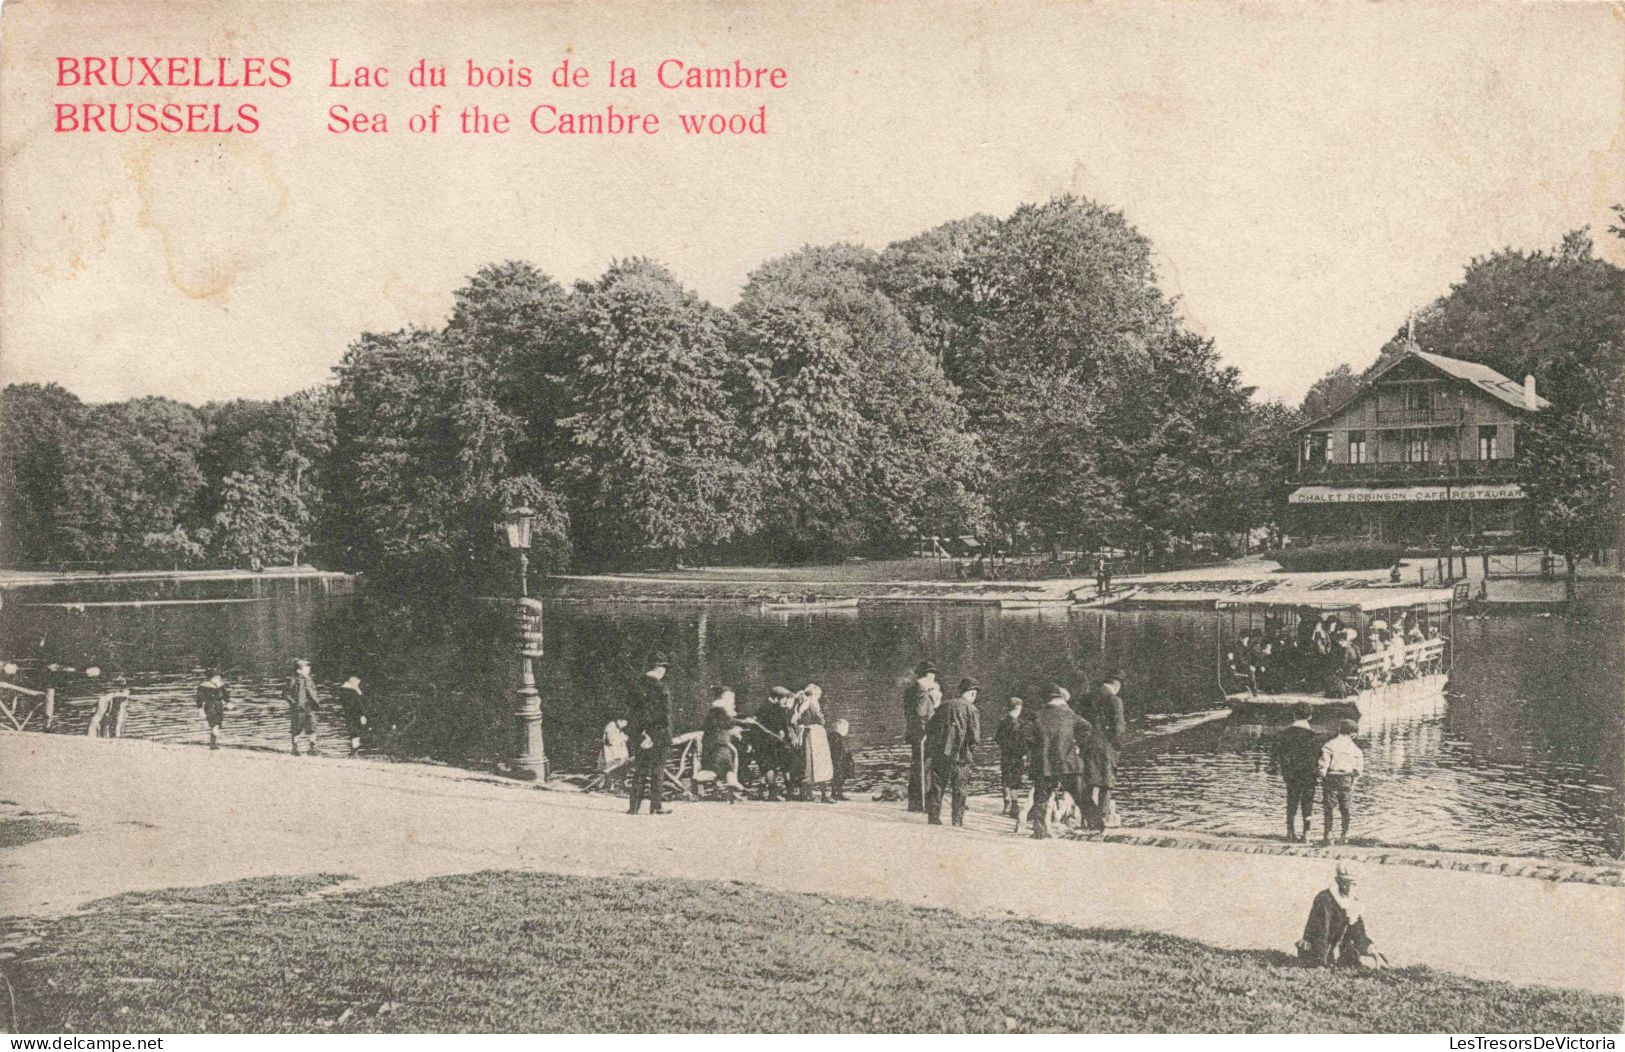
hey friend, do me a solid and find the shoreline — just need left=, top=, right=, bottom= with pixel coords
left=0, top=567, right=354, bottom=589
left=3, top=733, right=1619, bottom=994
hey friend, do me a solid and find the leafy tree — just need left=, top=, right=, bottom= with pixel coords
left=736, top=245, right=988, bottom=554
left=55, top=398, right=205, bottom=563
left=331, top=327, right=556, bottom=589
left=199, top=388, right=334, bottom=566
left=1371, top=229, right=1625, bottom=385
left=0, top=383, right=85, bottom=565
left=1518, top=349, right=1623, bottom=598
left=212, top=470, right=306, bottom=568
left=561, top=260, right=758, bottom=562
left=980, top=368, right=1124, bottom=555
left=731, top=293, right=866, bottom=559
left=444, top=260, right=576, bottom=485
left=1299, top=364, right=1362, bottom=422
left=937, top=195, right=1177, bottom=419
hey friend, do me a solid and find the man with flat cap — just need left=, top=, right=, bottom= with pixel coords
left=1028, top=683, right=1092, bottom=839
left=626, top=652, right=675, bottom=815
left=1081, top=669, right=1127, bottom=830
left=924, top=676, right=981, bottom=826
left=902, top=660, right=943, bottom=812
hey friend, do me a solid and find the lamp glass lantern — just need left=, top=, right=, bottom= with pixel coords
left=501, top=506, right=536, bottom=551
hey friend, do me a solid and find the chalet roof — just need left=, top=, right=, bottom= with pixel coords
left=1297, top=349, right=1547, bottom=432
left=1410, top=351, right=1551, bottom=412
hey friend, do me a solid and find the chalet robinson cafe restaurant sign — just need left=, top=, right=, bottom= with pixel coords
left=1288, top=483, right=1527, bottom=505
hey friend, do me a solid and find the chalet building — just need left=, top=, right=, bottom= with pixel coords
left=1289, top=349, right=1548, bottom=545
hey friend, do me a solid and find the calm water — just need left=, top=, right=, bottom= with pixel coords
left=3, top=577, right=1620, bottom=862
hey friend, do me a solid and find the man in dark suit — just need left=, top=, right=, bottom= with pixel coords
left=1028, top=684, right=1092, bottom=839
left=902, top=661, right=942, bottom=812
left=626, top=653, right=675, bottom=815
left=924, top=677, right=981, bottom=827
left=1080, top=670, right=1126, bottom=830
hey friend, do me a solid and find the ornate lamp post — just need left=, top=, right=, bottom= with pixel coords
left=499, top=505, right=547, bottom=780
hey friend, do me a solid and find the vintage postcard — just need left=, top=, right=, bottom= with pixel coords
left=0, top=0, right=1621, bottom=1038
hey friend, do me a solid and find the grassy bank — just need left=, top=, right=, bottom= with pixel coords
left=3, top=871, right=1617, bottom=1033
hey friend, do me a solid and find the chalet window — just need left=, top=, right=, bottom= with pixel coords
left=1305, top=431, right=1330, bottom=465
left=1405, top=386, right=1433, bottom=412
left=1348, top=431, right=1368, bottom=465
left=1479, top=425, right=1498, bottom=460
left=1404, top=430, right=1430, bottom=463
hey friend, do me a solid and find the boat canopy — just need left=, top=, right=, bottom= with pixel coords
left=1214, top=586, right=1456, bottom=613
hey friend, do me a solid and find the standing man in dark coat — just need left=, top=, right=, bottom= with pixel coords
left=1080, top=670, right=1126, bottom=829
left=285, top=658, right=321, bottom=756
left=924, top=677, right=981, bottom=827
left=1272, top=701, right=1321, bottom=841
left=1028, top=684, right=1092, bottom=839
left=902, top=661, right=942, bottom=812
left=626, top=653, right=675, bottom=815
left=194, top=668, right=228, bottom=750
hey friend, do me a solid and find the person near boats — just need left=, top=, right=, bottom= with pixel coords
left=828, top=717, right=854, bottom=801
left=626, top=652, right=674, bottom=815
left=924, top=677, right=981, bottom=827
left=337, top=675, right=367, bottom=756
left=194, top=668, right=228, bottom=749
left=1081, top=670, right=1126, bottom=830
left=1028, top=684, right=1091, bottom=839
left=285, top=658, right=322, bottom=756
left=902, top=661, right=943, bottom=812
left=791, top=683, right=835, bottom=803
left=994, top=695, right=1027, bottom=819
left=1297, top=862, right=1385, bottom=969
left=1272, top=701, right=1321, bottom=842
left=700, top=686, right=745, bottom=801
left=1317, top=718, right=1364, bottom=844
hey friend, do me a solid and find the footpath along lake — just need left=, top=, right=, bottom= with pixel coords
left=2, top=576, right=1620, bottom=863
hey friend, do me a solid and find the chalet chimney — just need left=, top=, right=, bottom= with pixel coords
left=1524, top=374, right=1537, bottom=408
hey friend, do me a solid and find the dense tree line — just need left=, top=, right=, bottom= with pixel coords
left=0, top=385, right=333, bottom=570
left=2, top=195, right=1307, bottom=579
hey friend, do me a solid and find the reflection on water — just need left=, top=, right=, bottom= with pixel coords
left=2, top=578, right=1619, bottom=862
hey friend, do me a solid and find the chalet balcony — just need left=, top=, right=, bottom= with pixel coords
left=1371, top=407, right=1466, bottom=428
left=1294, top=459, right=1520, bottom=482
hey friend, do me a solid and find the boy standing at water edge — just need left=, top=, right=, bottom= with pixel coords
left=1317, top=718, right=1365, bottom=845
left=337, top=675, right=366, bottom=756
left=194, top=668, right=228, bottom=749
left=1272, top=701, right=1321, bottom=842
left=285, top=658, right=321, bottom=756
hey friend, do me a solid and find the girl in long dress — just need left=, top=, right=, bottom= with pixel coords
left=792, top=683, right=835, bottom=802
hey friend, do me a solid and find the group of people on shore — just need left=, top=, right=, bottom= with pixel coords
left=604, top=651, right=1131, bottom=839
left=904, top=660, right=1127, bottom=837
left=1226, top=608, right=1443, bottom=697
left=188, top=659, right=368, bottom=756
left=607, top=652, right=857, bottom=814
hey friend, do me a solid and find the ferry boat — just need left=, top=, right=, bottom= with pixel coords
left=1215, top=586, right=1460, bottom=721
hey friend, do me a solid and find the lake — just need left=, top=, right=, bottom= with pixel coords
left=2, top=576, right=1619, bottom=863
